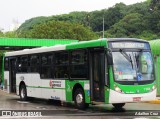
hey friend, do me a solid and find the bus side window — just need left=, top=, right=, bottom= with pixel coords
left=17, top=57, right=22, bottom=72
left=29, top=55, right=40, bottom=73
left=21, top=56, right=28, bottom=72
left=70, top=50, right=88, bottom=79
left=55, top=51, right=69, bottom=78
left=41, top=53, right=53, bottom=79
left=4, top=58, right=9, bottom=71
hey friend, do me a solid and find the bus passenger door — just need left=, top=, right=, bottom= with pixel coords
left=90, top=49, right=105, bottom=102
left=9, top=58, right=17, bottom=93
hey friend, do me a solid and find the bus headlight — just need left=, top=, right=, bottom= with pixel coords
left=114, top=85, right=124, bottom=93
left=152, top=84, right=156, bottom=91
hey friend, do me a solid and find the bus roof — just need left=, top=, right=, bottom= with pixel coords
left=5, top=39, right=106, bottom=56
left=5, top=38, right=148, bottom=57
left=5, top=45, right=66, bottom=57
left=107, top=38, right=148, bottom=42
left=66, top=38, right=148, bottom=49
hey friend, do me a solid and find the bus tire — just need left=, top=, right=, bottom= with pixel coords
left=74, top=88, right=89, bottom=110
left=20, top=85, right=27, bottom=101
left=112, top=103, right=125, bottom=109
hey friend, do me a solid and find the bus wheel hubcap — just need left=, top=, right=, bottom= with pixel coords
left=21, top=89, right=25, bottom=98
left=76, top=94, right=83, bottom=104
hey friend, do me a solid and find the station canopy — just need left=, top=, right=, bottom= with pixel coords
left=149, top=39, right=160, bottom=55
left=0, top=38, right=78, bottom=50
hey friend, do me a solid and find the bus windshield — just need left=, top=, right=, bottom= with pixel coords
left=112, top=51, right=154, bottom=81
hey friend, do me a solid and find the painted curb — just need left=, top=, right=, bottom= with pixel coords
left=145, top=100, right=160, bottom=104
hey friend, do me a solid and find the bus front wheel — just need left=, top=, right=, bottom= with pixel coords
left=20, top=85, right=27, bottom=101
left=74, top=88, right=89, bottom=110
left=112, top=103, right=125, bottom=109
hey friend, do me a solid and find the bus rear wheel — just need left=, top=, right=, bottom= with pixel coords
left=20, top=85, right=27, bottom=101
left=112, top=103, right=125, bottom=109
left=74, top=88, right=89, bottom=110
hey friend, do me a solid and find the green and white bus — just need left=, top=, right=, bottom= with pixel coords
left=3, top=38, right=156, bottom=109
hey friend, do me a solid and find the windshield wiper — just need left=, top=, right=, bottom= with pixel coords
left=120, top=49, right=133, bottom=69
left=135, top=49, right=143, bottom=68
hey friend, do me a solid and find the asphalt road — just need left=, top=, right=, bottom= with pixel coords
left=0, top=90, right=160, bottom=119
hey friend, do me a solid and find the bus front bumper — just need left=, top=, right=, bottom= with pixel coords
left=109, top=89, right=156, bottom=104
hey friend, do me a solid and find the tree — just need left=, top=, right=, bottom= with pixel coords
left=146, top=0, right=160, bottom=33
left=138, top=30, right=158, bottom=40
left=17, top=12, right=89, bottom=33
left=107, top=13, right=145, bottom=37
left=4, top=31, right=18, bottom=38
left=17, top=1, right=159, bottom=40
left=0, top=30, right=3, bottom=37
left=17, top=16, right=49, bottom=32
left=18, top=21, right=98, bottom=41
left=150, top=0, right=160, bottom=11
left=89, top=3, right=126, bottom=32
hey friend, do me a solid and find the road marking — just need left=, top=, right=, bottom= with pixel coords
left=36, top=106, right=46, bottom=109
left=17, top=101, right=29, bottom=104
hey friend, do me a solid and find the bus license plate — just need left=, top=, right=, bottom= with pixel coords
left=133, top=97, right=141, bottom=101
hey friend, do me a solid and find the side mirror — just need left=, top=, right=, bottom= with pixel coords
left=105, top=48, right=113, bottom=65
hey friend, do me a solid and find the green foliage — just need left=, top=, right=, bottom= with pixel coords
left=18, top=21, right=98, bottom=41
left=138, top=30, right=158, bottom=40
left=17, top=16, right=49, bottom=32
left=17, top=12, right=89, bottom=32
left=124, top=2, right=149, bottom=15
left=105, top=0, right=160, bottom=40
left=150, top=0, right=160, bottom=10
left=0, top=30, right=18, bottom=38
left=107, top=13, right=145, bottom=37
left=90, top=3, right=126, bottom=32
left=0, top=31, right=3, bottom=37
left=4, top=31, right=18, bottom=38
left=17, top=0, right=160, bottom=41
left=146, top=0, right=160, bottom=33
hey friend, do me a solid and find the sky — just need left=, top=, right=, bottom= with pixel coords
left=0, top=0, right=146, bottom=31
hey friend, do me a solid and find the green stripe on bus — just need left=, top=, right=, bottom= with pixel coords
left=17, top=85, right=65, bottom=90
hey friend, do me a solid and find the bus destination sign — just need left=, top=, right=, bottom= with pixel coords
left=110, top=42, right=148, bottom=49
